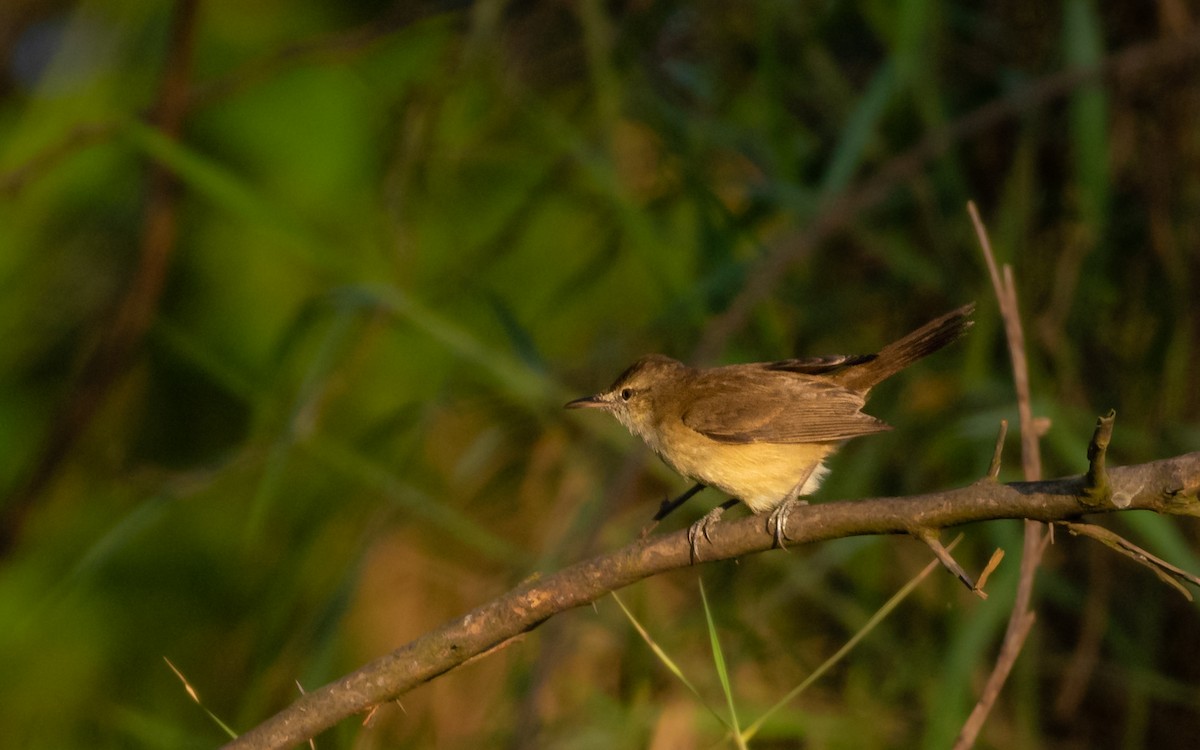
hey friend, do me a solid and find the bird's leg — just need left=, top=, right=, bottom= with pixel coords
left=640, top=483, right=706, bottom=538
left=654, top=483, right=705, bottom=521
left=687, top=498, right=740, bottom=564
left=768, top=465, right=818, bottom=550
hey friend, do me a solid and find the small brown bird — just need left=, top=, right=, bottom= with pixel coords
left=567, top=304, right=974, bottom=559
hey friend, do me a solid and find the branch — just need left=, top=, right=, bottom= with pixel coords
left=223, top=451, right=1200, bottom=750
left=1059, top=521, right=1200, bottom=600
left=954, top=201, right=1047, bottom=749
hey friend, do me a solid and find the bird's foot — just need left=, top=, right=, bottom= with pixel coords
left=767, top=498, right=808, bottom=550
left=686, top=506, right=727, bottom=564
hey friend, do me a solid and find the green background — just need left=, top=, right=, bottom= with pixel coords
left=1, top=1, right=1198, bottom=747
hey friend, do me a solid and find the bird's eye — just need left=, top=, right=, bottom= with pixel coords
left=620, top=388, right=634, bottom=401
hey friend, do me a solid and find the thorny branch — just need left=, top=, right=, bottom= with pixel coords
left=222, top=450, right=1200, bottom=750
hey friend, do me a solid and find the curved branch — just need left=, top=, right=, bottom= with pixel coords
left=224, top=451, right=1200, bottom=750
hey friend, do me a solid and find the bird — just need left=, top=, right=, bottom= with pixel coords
left=566, top=304, right=974, bottom=560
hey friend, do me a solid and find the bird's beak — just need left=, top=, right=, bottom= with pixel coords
left=565, top=394, right=607, bottom=409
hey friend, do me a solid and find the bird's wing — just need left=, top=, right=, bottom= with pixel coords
left=764, top=353, right=877, bottom=375
left=680, top=371, right=891, bottom=444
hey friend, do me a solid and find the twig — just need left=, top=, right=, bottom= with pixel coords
left=1059, top=521, right=1200, bottom=600
left=954, top=202, right=1047, bottom=750
left=1082, top=410, right=1116, bottom=506
left=222, top=451, right=1200, bottom=750
left=974, top=208, right=1043, bottom=481
left=913, top=529, right=989, bottom=598
left=975, top=548, right=1005, bottom=592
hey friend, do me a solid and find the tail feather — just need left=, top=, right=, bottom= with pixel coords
left=833, top=303, right=975, bottom=392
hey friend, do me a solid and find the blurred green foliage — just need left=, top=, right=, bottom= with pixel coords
left=1, top=1, right=1198, bottom=748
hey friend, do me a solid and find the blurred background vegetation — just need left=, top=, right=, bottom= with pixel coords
left=1, top=1, right=1198, bottom=747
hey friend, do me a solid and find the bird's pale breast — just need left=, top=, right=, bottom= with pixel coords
left=654, top=420, right=836, bottom=513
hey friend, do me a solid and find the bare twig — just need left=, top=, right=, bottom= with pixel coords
left=954, top=202, right=1048, bottom=750
left=1059, top=521, right=1200, bottom=600
left=975, top=548, right=1006, bottom=592
left=973, top=206, right=1043, bottom=481
left=915, top=529, right=987, bottom=598
left=222, top=451, right=1200, bottom=750
left=1082, top=410, right=1117, bottom=506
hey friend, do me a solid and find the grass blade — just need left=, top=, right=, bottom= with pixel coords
left=744, top=539, right=959, bottom=741
left=611, top=592, right=731, bottom=732
left=700, top=579, right=747, bottom=749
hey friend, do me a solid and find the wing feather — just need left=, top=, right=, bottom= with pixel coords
left=680, top=367, right=891, bottom=444
left=764, top=353, right=876, bottom=375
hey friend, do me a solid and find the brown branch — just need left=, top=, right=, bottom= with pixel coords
left=915, top=529, right=987, bottom=598
left=954, top=202, right=1047, bottom=749
left=973, top=203, right=1042, bottom=481
left=1059, top=521, right=1200, bottom=600
left=0, top=0, right=200, bottom=555
left=222, top=451, right=1200, bottom=750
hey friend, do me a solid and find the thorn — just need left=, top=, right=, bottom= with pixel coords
left=976, top=548, right=1005, bottom=592
left=916, top=529, right=985, bottom=598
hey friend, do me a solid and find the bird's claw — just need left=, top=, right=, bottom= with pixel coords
left=687, top=507, right=726, bottom=564
left=767, top=499, right=808, bottom=550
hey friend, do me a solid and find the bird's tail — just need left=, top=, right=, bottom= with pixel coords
left=833, top=303, right=975, bottom=392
